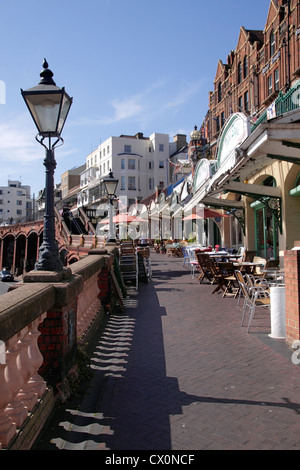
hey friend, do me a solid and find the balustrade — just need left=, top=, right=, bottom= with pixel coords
left=0, top=246, right=118, bottom=449
left=0, top=312, right=47, bottom=448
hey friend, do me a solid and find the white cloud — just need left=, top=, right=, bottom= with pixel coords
left=0, top=113, right=42, bottom=163
left=165, top=80, right=204, bottom=110
left=111, top=96, right=143, bottom=121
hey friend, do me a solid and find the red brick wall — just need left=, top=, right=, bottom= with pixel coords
left=98, top=267, right=110, bottom=304
left=284, top=249, right=300, bottom=345
left=38, top=301, right=77, bottom=386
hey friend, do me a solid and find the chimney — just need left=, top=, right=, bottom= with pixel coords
left=135, top=132, right=144, bottom=139
left=173, top=134, right=187, bottom=150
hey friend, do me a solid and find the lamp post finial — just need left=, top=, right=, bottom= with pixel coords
left=39, top=58, right=56, bottom=86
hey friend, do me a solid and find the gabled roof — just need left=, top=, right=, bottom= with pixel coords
left=246, top=29, right=264, bottom=45
left=236, top=26, right=263, bottom=51
left=264, top=0, right=279, bottom=31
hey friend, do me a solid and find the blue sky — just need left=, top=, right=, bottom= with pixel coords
left=0, top=0, right=270, bottom=197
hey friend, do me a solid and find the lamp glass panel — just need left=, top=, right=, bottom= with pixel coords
left=105, top=180, right=118, bottom=196
left=25, top=91, right=62, bottom=134
left=57, top=93, right=72, bottom=134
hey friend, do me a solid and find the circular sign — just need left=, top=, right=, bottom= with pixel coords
left=217, top=113, right=249, bottom=168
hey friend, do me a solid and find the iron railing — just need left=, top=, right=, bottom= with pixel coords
left=251, top=80, right=300, bottom=132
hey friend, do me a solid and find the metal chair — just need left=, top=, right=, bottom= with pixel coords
left=235, top=270, right=270, bottom=333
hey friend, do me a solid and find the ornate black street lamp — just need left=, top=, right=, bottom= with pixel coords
left=21, top=59, right=72, bottom=271
left=103, top=170, right=118, bottom=243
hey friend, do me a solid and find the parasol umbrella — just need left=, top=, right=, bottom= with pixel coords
left=182, top=209, right=230, bottom=220
left=100, top=213, right=146, bottom=224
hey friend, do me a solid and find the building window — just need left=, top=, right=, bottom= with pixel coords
left=244, top=91, right=249, bottom=112
left=216, top=116, right=220, bottom=133
left=270, top=30, right=275, bottom=57
left=128, top=159, right=135, bottom=170
left=159, top=144, right=164, bottom=152
left=268, top=75, right=273, bottom=95
left=243, top=56, right=248, bottom=78
left=149, top=178, right=154, bottom=190
left=149, top=161, right=153, bottom=170
left=121, top=176, right=125, bottom=190
left=218, top=82, right=222, bottom=102
left=238, top=96, right=243, bottom=111
left=274, top=68, right=279, bottom=91
left=237, top=62, right=242, bottom=84
left=159, top=160, right=164, bottom=168
left=121, top=158, right=125, bottom=170
left=17, top=210, right=22, bottom=215
left=128, top=176, right=136, bottom=190
left=17, top=200, right=22, bottom=206
left=124, top=144, right=131, bottom=153
left=221, top=111, right=225, bottom=127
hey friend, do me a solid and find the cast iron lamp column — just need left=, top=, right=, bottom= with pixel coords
left=21, top=59, right=72, bottom=271
left=103, top=170, right=118, bottom=243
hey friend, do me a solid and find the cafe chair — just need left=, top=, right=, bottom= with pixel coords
left=235, top=270, right=270, bottom=333
left=217, top=261, right=239, bottom=297
left=235, top=246, right=246, bottom=261
left=252, top=256, right=267, bottom=277
left=196, top=252, right=214, bottom=284
left=244, top=251, right=257, bottom=262
left=181, top=247, right=190, bottom=268
left=119, top=241, right=138, bottom=290
left=263, top=259, right=280, bottom=281
left=205, top=259, right=237, bottom=296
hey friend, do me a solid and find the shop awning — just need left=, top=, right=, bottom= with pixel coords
left=207, top=108, right=300, bottom=194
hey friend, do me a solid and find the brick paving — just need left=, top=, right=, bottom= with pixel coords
left=36, top=252, right=300, bottom=450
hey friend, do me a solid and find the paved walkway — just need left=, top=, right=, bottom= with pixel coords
left=35, top=252, right=300, bottom=450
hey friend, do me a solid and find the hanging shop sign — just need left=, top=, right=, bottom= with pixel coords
left=193, top=159, right=216, bottom=192
left=217, top=112, right=250, bottom=172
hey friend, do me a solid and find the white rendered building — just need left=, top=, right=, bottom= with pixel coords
left=78, top=132, right=186, bottom=211
left=0, top=180, right=33, bottom=225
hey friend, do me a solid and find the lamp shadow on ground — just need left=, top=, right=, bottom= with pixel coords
left=34, top=261, right=300, bottom=450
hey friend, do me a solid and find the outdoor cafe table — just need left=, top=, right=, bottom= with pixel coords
left=207, top=251, right=229, bottom=258
left=262, top=269, right=285, bottom=285
left=208, top=252, right=242, bottom=262
left=233, top=261, right=264, bottom=273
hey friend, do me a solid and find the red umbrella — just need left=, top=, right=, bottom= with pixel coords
left=100, top=213, right=145, bottom=224
left=182, top=209, right=230, bottom=220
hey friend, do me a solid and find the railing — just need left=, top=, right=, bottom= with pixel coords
left=0, top=245, right=118, bottom=449
left=0, top=311, right=48, bottom=448
left=251, top=80, right=300, bottom=132
left=0, top=282, right=55, bottom=449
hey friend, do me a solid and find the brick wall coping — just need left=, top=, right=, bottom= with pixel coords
left=0, top=245, right=119, bottom=345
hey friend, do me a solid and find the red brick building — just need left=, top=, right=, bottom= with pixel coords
left=206, top=0, right=300, bottom=158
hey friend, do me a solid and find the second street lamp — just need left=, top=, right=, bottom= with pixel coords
left=21, top=59, right=73, bottom=272
left=103, top=170, right=118, bottom=243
